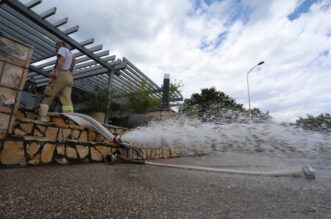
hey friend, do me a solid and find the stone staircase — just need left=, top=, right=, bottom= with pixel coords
left=0, top=109, right=175, bottom=167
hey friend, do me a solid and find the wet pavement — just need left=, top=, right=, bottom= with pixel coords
left=1, top=151, right=331, bottom=218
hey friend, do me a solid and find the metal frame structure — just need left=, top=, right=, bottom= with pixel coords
left=0, top=0, right=183, bottom=106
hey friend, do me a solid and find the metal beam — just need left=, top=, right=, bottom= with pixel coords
left=39, top=7, right=56, bottom=19
left=33, top=44, right=103, bottom=68
left=3, top=0, right=118, bottom=74
left=52, top=17, right=68, bottom=28
left=25, top=0, right=42, bottom=9
left=63, top=25, right=79, bottom=35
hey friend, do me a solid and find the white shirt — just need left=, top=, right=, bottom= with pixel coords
left=57, top=47, right=73, bottom=71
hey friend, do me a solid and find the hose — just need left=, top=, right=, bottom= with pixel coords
left=63, top=113, right=145, bottom=164
left=145, top=161, right=315, bottom=179
left=62, top=113, right=315, bottom=179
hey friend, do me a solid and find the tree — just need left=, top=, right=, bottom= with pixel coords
left=183, top=87, right=271, bottom=122
left=127, top=82, right=161, bottom=113
left=78, top=86, right=112, bottom=113
left=294, top=113, right=331, bottom=132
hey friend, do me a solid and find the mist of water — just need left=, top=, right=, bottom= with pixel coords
left=121, top=113, right=331, bottom=157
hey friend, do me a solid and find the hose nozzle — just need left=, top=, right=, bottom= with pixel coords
left=302, top=165, right=315, bottom=180
left=112, top=135, right=122, bottom=144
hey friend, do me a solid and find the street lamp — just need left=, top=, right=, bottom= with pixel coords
left=246, top=61, right=264, bottom=121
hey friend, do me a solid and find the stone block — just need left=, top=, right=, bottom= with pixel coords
left=14, top=128, right=25, bottom=136
left=68, top=120, right=77, bottom=126
left=51, top=116, right=65, bottom=125
left=26, top=111, right=38, bottom=120
left=77, top=145, right=89, bottom=159
left=0, top=130, right=6, bottom=139
left=36, top=125, right=46, bottom=133
left=66, top=147, right=77, bottom=159
left=27, top=142, right=41, bottom=158
left=162, top=147, right=170, bottom=159
left=89, top=131, right=97, bottom=141
left=91, top=147, right=103, bottom=161
left=96, top=134, right=105, bottom=142
left=0, top=63, right=25, bottom=89
left=15, top=110, right=25, bottom=119
left=79, top=131, right=88, bottom=141
left=0, top=33, right=33, bottom=68
left=0, top=105, right=11, bottom=113
left=28, top=154, right=40, bottom=165
left=56, top=144, right=65, bottom=155
left=41, top=143, right=55, bottom=163
left=0, top=86, right=16, bottom=106
left=33, top=128, right=44, bottom=137
left=145, top=148, right=152, bottom=159
left=44, top=127, right=58, bottom=139
left=72, top=129, right=80, bottom=140
left=20, top=123, right=33, bottom=134
left=95, top=146, right=109, bottom=156
left=117, top=148, right=128, bottom=157
left=151, top=149, right=161, bottom=159
left=61, top=128, right=71, bottom=139
left=0, top=140, right=25, bottom=165
left=0, top=113, right=10, bottom=130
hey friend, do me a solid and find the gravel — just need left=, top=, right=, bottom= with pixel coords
left=1, top=151, right=331, bottom=219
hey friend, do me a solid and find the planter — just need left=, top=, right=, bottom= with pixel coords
left=89, top=112, right=105, bottom=124
left=127, top=113, right=148, bottom=128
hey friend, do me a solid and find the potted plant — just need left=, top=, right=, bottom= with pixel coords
left=78, top=86, right=112, bottom=124
left=126, top=82, right=161, bottom=127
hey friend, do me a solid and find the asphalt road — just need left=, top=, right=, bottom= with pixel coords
left=1, top=152, right=331, bottom=218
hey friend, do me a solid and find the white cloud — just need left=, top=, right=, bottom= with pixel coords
left=32, top=0, right=331, bottom=121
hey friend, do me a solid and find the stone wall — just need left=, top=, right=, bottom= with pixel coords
left=0, top=110, right=177, bottom=167
left=0, top=33, right=33, bottom=136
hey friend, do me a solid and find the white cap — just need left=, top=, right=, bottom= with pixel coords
left=164, top=73, right=170, bottom=79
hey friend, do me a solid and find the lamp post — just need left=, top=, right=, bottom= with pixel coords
left=246, top=61, right=264, bottom=121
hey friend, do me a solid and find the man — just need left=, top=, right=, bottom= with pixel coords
left=40, top=42, right=75, bottom=114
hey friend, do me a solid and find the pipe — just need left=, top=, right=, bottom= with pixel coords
left=62, top=113, right=315, bottom=179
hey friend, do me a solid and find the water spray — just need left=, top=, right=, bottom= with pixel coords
left=63, top=113, right=316, bottom=180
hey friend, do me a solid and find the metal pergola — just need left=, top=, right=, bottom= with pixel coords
left=0, top=0, right=183, bottom=107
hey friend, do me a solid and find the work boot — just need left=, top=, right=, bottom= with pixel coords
left=38, top=104, right=50, bottom=122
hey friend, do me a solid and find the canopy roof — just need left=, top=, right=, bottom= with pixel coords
left=0, top=0, right=183, bottom=105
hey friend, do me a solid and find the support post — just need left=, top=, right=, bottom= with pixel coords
left=104, top=71, right=113, bottom=124
left=162, top=73, right=170, bottom=110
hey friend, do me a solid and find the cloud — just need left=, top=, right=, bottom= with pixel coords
left=33, top=0, right=331, bottom=121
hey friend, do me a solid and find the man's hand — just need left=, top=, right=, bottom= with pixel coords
left=51, top=70, right=58, bottom=80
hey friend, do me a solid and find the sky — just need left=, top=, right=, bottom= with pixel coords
left=26, top=0, right=331, bottom=122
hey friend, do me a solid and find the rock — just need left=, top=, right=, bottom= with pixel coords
left=77, top=145, right=89, bottom=159
left=56, top=144, right=65, bottom=155
left=20, top=123, right=33, bottom=133
left=89, top=131, right=97, bottom=141
left=36, top=125, right=46, bottom=133
left=28, top=154, right=40, bottom=165
left=66, top=147, right=77, bottom=159
left=0, top=86, right=16, bottom=106
left=0, top=140, right=25, bottom=165
left=1, top=63, right=25, bottom=88
left=44, top=127, right=59, bottom=139
left=61, top=129, right=71, bottom=139
left=55, top=157, right=68, bottom=165
left=14, top=128, right=26, bottom=136
left=79, top=131, right=88, bottom=141
left=163, top=147, right=170, bottom=159
left=95, top=146, right=109, bottom=156
left=41, top=143, right=55, bottom=163
left=91, top=147, right=103, bottom=161
left=27, top=142, right=41, bottom=158
left=72, top=129, right=80, bottom=140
